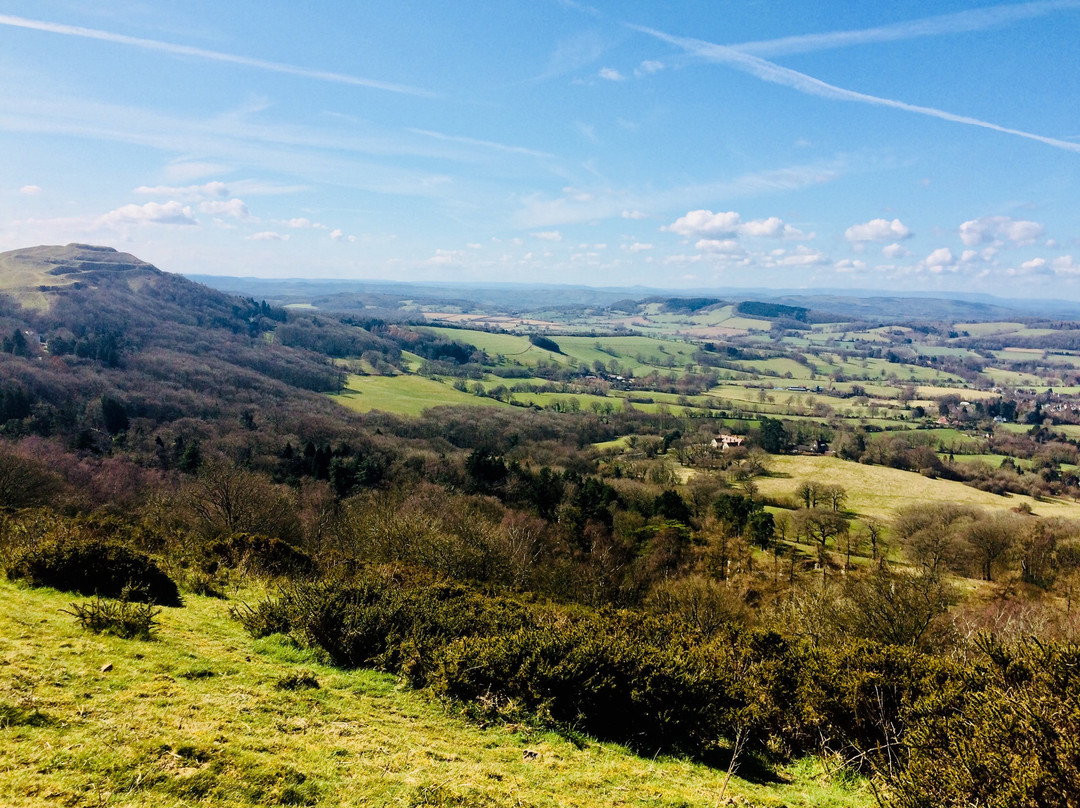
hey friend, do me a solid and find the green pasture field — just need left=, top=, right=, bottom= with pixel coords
left=754, top=454, right=1080, bottom=522
left=398, top=350, right=428, bottom=372
left=421, top=327, right=564, bottom=364
left=556, top=335, right=700, bottom=370
left=982, top=368, right=1047, bottom=387
left=941, top=453, right=1033, bottom=470
left=953, top=321, right=1026, bottom=336
left=334, top=374, right=506, bottom=416
left=728, top=358, right=822, bottom=378
left=915, top=386, right=995, bottom=399
left=1051, top=424, right=1080, bottom=440
left=914, top=346, right=982, bottom=359
left=0, top=580, right=871, bottom=808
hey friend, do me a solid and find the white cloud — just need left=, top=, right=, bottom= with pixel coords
left=740, top=216, right=808, bottom=239
left=598, top=67, right=625, bottom=81
left=428, top=248, right=464, bottom=265
left=1052, top=255, right=1079, bottom=273
left=665, top=209, right=806, bottom=240
left=19, top=185, right=41, bottom=195
left=845, top=217, right=912, bottom=242
left=624, top=242, right=653, bottom=252
left=285, top=217, right=331, bottom=230
left=247, top=231, right=288, bottom=241
left=97, top=200, right=196, bottom=228
left=834, top=259, right=867, bottom=273
left=882, top=242, right=909, bottom=259
left=532, top=230, right=563, bottom=242
left=134, top=180, right=228, bottom=200
left=665, top=210, right=743, bottom=238
left=621, top=210, right=648, bottom=220
left=199, top=198, right=249, bottom=218
left=695, top=239, right=743, bottom=255
left=771, top=246, right=828, bottom=266
left=959, top=215, right=1045, bottom=246
left=1019, top=257, right=1051, bottom=274
left=635, top=59, right=664, bottom=76
left=329, top=228, right=356, bottom=242
left=923, top=247, right=956, bottom=272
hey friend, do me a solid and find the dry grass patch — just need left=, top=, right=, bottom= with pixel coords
left=756, top=454, right=1080, bottom=522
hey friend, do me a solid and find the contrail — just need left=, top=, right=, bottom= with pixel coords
left=0, top=14, right=434, bottom=97
left=635, top=25, right=1080, bottom=155
left=730, top=0, right=1080, bottom=57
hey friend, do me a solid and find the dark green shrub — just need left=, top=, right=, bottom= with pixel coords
left=424, top=614, right=746, bottom=753
left=207, top=532, right=315, bottom=577
left=64, top=596, right=160, bottom=639
left=7, top=537, right=182, bottom=606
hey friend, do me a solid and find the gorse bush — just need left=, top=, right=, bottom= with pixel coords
left=234, top=569, right=974, bottom=762
left=6, top=536, right=182, bottom=606
left=889, top=637, right=1080, bottom=807
left=64, top=595, right=160, bottom=639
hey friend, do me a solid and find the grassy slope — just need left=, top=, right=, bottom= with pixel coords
left=755, top=455, right=1080, bottom=521
left=334, top=374, right=508, bottom=417
left=0, top=580, right=871, bottom=808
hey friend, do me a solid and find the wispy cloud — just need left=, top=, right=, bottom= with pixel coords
left=633, top=25, right=1080, bottom=155
left=730, top=1, right=1080, bottom=57
left=0, top=14, right=434, bottom=97
left=407, top=128, right=554, bottom=159
left=0, top=93, right=461, bottom=199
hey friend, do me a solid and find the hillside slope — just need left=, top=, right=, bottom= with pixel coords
left=0, top=579, right=869, bottom=807
left=0, top=244, right=366, bottom=462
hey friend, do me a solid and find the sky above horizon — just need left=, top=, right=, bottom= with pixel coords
left=1, top=1, right=1079, bottom=297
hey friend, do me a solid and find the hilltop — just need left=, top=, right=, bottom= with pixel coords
left=0, top=244, right=162, bottom=310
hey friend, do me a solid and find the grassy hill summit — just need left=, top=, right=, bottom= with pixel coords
left=0, top=244, right=164, bottom=309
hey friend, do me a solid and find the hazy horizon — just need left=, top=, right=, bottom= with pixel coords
left=3, top=2, right=1079, bottom=296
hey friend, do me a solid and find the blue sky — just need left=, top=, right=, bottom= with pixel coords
left=1, top=1, right=1079, bottom=297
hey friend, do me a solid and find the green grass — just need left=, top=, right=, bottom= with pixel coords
left=941, top=453, right=1032, bottom=470
left=755, top=454, right=1080, bottom=522
left=0, top=579, right=873, bottom=807
left=421, top=327, right=564, bottom=365
left=334, top=374, right=508, bottom=416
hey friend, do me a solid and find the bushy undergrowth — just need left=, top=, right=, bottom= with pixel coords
left=890, top=638, right=1080, bottom=807
left=206, top=532, right=315, bottom=577
left=6, top=536, right=182, bottom=606
left=234, top=569, right=966, bottom=764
